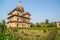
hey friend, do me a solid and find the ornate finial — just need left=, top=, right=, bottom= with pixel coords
left=16, top=0, right=23, bottom=8
left=19, top=1, right=21, bottom=3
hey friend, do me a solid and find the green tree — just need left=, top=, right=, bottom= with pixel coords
left=0, top=20, right=6, bottom=40
left=30, top=23, right=35, bottom=27
left=47, top=22, right=56, bottom=27
left=45, top=19, right=49, bottom=24
left=1, top=20, right=6, bottom=32
left=36, top=23, right=41, bottom=27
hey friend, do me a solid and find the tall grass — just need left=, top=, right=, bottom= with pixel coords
left=4, top=27, right=57, bottom=40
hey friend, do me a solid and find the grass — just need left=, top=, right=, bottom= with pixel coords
left=4, top=27, right=57, bottom=40
left=55, top=28, right=60, bottom=40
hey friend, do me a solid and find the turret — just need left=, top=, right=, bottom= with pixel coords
left=15, top=2, right=24, bottom=12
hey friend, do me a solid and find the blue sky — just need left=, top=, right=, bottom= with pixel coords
left=0, top=0, right=60, bottom=23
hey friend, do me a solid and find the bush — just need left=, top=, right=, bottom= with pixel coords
left=35, top=23, right=41, bottom=27
left=43, top=30, right=46, bottom=33
left=47, top=23, right=56, bottom=27
left=30, top=23, right=35, bottom=27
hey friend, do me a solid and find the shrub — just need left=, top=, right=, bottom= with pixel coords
left=30, top=23, right=35, bottom=27
left=22, top=31, right=24, bottom=33
left=43, top=30, right=46, bottom=33
left=47, top=23, right=56, bottom=27
left=35, top=35, right=40, bottom=37
left=24, top=33, right=29, bottom=36
left=35, top=23, right=41, bottom=27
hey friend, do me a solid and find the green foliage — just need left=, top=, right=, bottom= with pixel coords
left=0, top=20, right=6, bottom=32
left=0, top=20, right=58, bottom=40
left=0, top=20, right=6, bottom=40
left=0, top=33, right=4, bottom=40
left=30, top=23, right=35, bottom=27
left=47, top=22, right=57, bottom=27
left=45, top=19, right=49, bottom=24
left=55, top=30, right=60, bottom=40
left=43, top=29, right=46, bottom=33
left=36, top=23, right=41, bottom=27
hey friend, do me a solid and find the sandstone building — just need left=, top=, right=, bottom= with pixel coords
left=7, top=2, right=31, bottom=28
left=56, top=22, right=60, bottom=27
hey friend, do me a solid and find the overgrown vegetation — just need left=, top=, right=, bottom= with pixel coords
left=30, top=19, right=57, bottom=27
left=0, top=20, right=6, bottom=40
left=0, top=19, right=59, bottom=40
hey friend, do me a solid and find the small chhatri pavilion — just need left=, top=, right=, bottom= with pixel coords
left=7, top=2, right=31, bottom=28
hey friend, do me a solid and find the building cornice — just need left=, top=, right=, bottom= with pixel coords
left=8, top=8, right=24, bottom=15
left=7, top=21, right=30, bottom=24
left=7, top=14, right=31, bottom=19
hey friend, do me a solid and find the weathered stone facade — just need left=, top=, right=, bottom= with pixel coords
left=7, top=2, right=31, bottom=28
left=56, top=22, right=60, bottom=27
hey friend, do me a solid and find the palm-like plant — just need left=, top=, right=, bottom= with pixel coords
left=0, top=20, right=6, bottom=40
left=0, top=20, right=6, bottom=32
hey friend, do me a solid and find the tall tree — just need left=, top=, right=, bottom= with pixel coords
left=0, top=19, right=6, bottom=32
left=45, top=19, right=49, bottom=24
left=0, top=20, right=6, bottom=40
